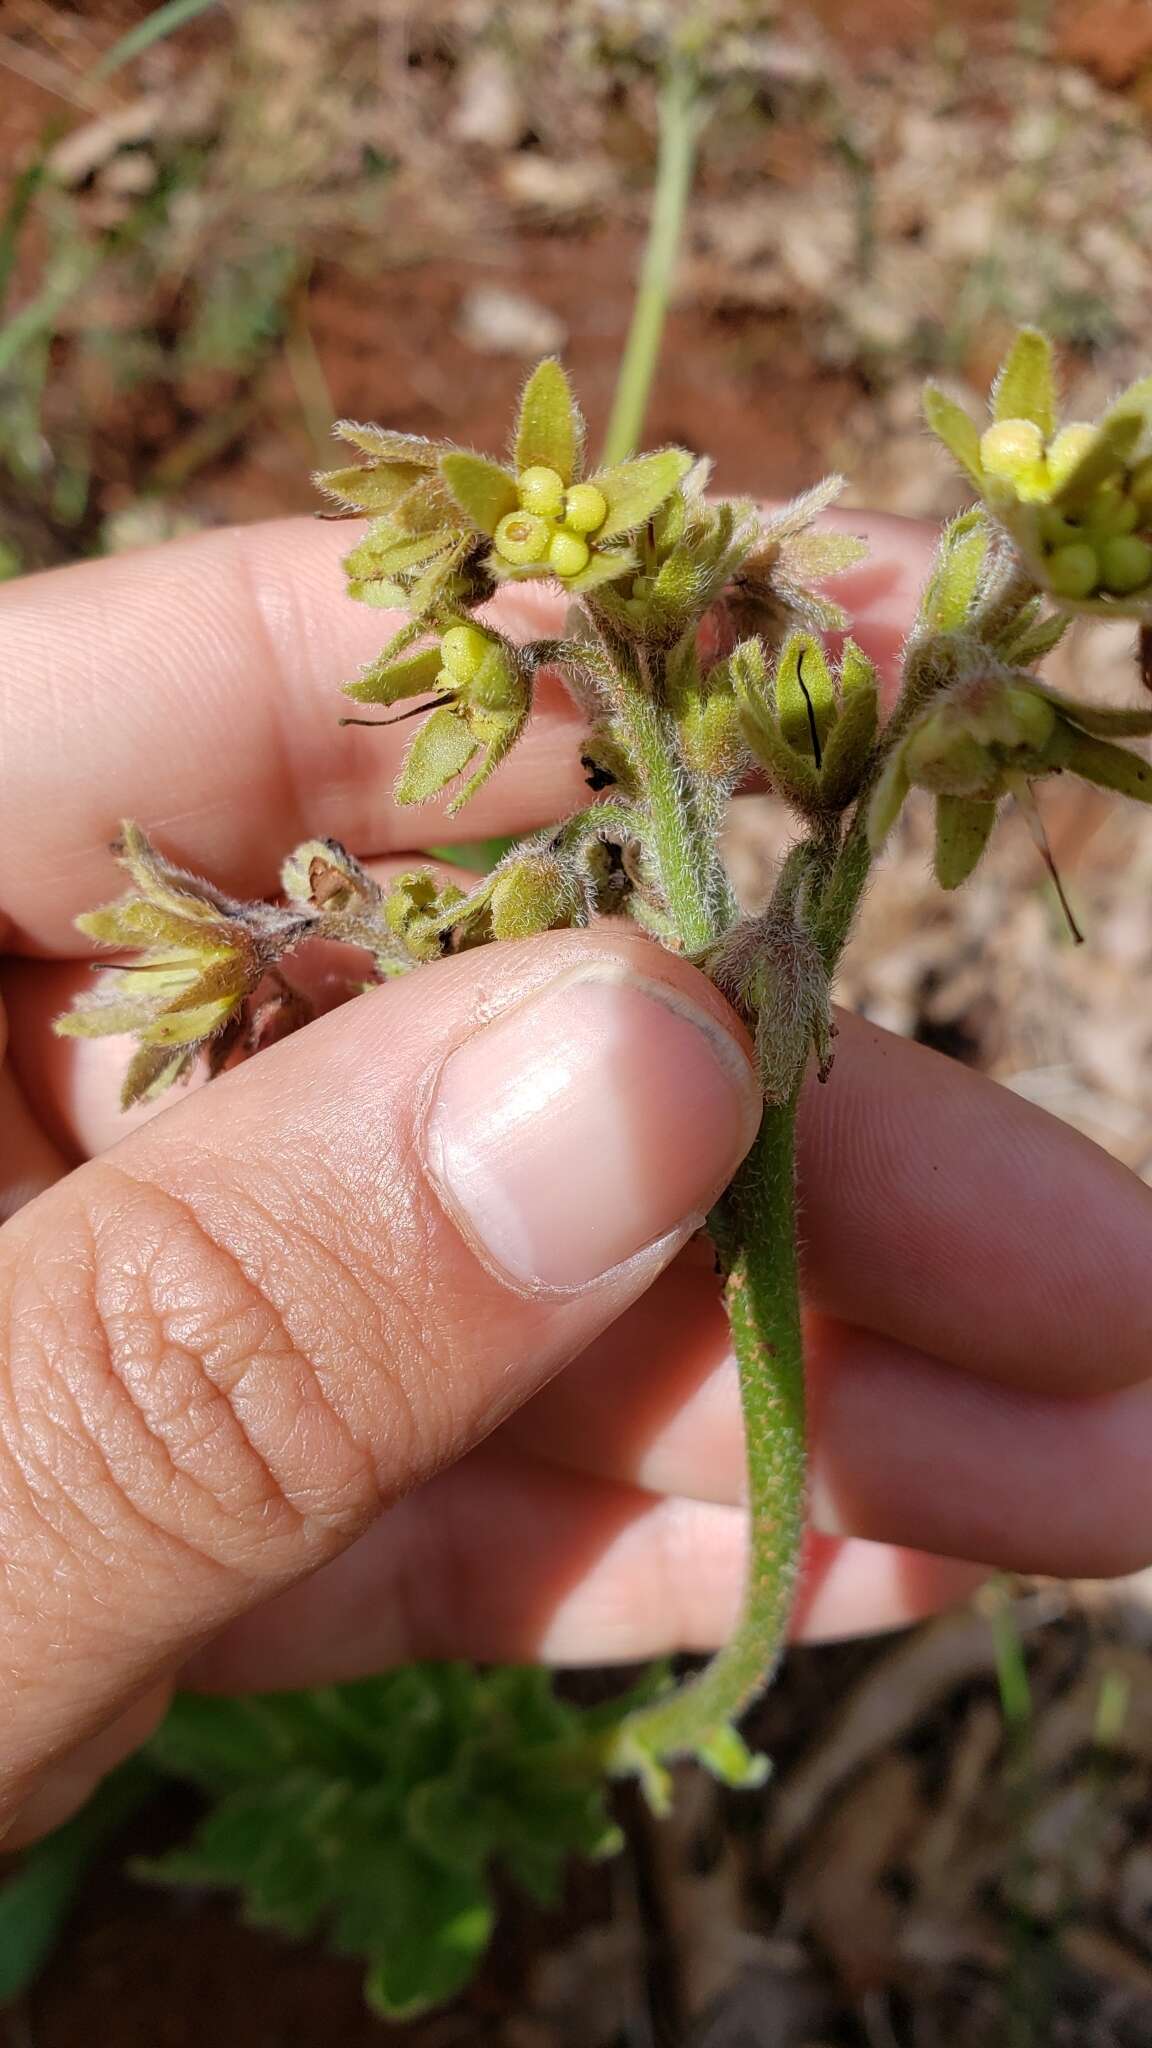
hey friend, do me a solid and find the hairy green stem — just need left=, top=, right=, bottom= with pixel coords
left=615, top=669, right=726, bottom=950
left=610, top=1100, right=806, bottom=1768
left=613, top=793, right=879, bottom=1777
left=601, top=55, right=704, bottom=466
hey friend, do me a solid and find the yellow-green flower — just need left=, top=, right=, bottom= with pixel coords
left=342, top=620, right=532, bottom=813
left=54, top=823, right=310, bottom=1107
left=925, top=329, right=1152, bottom=614
left=868, top=670, right=1152, bottom=887
left=316, top=425, right=494, bottom=628
left=438, top=360, right=692, bottom=595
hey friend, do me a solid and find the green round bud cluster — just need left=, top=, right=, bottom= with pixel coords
left=979, top=414, right=1152, bottom=602
left=435, top=623, right=524, bottom=737
left=491, top=465, right=608, bottom=580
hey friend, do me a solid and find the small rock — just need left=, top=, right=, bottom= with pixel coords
left=450, top=50, right=526, bottom=150
left=457, top=285, right=566, bottom=356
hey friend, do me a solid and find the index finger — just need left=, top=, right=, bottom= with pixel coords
left=0, top=510, right=932, bottom=956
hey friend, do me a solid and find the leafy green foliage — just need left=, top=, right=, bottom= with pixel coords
left=138, top=1670, right=621, bottom=2021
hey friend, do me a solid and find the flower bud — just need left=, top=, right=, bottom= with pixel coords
left=1002, top=684, right=1057, bottom=754
left=494, top=509, right=551, bottom=565
left=980, top=419, right=1047, bottom=495
left=1045, top=422, right=1097, bottom=490
left=1128, top=457, right=1152, bottom=507
left=489, top=854, right=581, bottom=940
left=1098, top=535, right=1152, bottom=595
left=563, top=483, right=608, bottom=535
left=1083, top=485, right=1140, bottom=539
left=548, top=530, right=591, bottom=578
left=440, top=622, right=491, bottom=685
left=517, top=464, right=566, bottom=518
left=1046, top=542, right=1099, bottom=599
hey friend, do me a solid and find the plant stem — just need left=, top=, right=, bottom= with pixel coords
left=613, top=804, right=879, bottom=1775
left=601, top=54, right=704, bottom=466
left=610, top=1101, right=806, bottom=1767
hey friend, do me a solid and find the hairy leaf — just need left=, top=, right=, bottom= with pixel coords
left=514, top=359, right=581, bottom=483
left=774, top=632, right=836, bottom=758
left=591, top=449, right=693, bottom=542
left=992, top=328, right=1056, bottom=437
left=439, top=452, right=518, bottom=536
left=1060, top=730, right=1152, bottom=801
left=934, top=794, right=998, bottom=889
left=344, top=644, right=444, bottom=706
left=919, top=511, right=990, bottom=633
left=396, top=706, right=478, bottom=805
left=923, top=385, right=984, bottom=485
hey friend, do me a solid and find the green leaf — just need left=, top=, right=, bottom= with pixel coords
left=1061, top=730, right=1152, bottom=802
left=992, top=329, right=1056, bottom=437
left=362, top=1862, right=494, bottom=2020
left=396, top=707, right=478, bottom=805
left=997, top=601, right=1070, bottom=666
left=934, top=794, right=998, bottom=888
left=820, top=666, right=879, bottom=809
left=344, top=644, right=444, bottom=706
left=739, top=703, right=821, bottom=810
left=923, top=385, right=984, bottom=485
left=333, top=423, right=443, bottom=467
left=404, top=535, right=473, bottom=622
left=439, top=452, right=518, bottom=537
left=344, top=524, right=446, bottom=591
left=867, top=747, right=911, bottom=849
left=783, top=528, right=870, bottom=582
left=919, top=511, right=990, bottom=632
left=589, top=449, right=693, bottom=542
left=774, top=632, right=836, bottom=757
left=314, top=461, right=426, bottom=516
left=0, top=1764, right=152, bottom=2006
left=513, top=359, right=581, bottom=484
left=147, top=1695, right=306, bottom=1786
left=695, top=1723, right=771, bottom=1792
left=839, top=637, right=879, bottom=699
left=1039, top=688, right=1152, bottom=739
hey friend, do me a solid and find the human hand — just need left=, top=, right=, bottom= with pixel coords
left=2, top=513, right=1150, bottom=1847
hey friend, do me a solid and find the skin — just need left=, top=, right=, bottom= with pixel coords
left=1, top=513, right=1151, bottom=1850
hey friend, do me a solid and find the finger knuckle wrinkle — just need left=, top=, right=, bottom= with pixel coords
left=0, top=1162, right=377, bottom=1581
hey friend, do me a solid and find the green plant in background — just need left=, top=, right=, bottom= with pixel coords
left=138, top=1671, right=628, bottom=2021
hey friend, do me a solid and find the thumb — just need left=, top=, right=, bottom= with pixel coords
left=0, top=928, right=758, bottom=1819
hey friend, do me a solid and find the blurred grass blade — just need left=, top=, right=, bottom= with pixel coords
left=0, top=155, right=48, bottom=319
left=0, top=1763, right=153, bottom=2005
left=91, top=0, right=220, bottom=82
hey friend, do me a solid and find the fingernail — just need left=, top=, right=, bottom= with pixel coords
left=425, top=968, right=759, bottom=1291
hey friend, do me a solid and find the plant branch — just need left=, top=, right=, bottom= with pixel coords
left=613, top=659, right=730, bottom=951
left=609, top=1099, right=807, bottom=1775
left=612, top=790, right=881, bottom=1780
